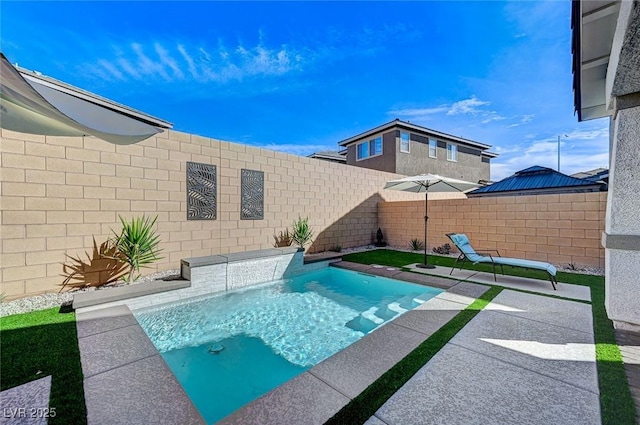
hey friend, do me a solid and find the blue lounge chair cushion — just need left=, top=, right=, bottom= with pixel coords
left=448, top=234, right=486, bottom=263
left=491, top=257, right=557, bottom=277
left=448, top=233, right=557, bottom=276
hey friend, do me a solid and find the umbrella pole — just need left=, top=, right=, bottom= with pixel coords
left=417, top=188, right=435, bottom=269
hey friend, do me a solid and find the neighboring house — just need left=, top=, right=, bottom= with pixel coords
left=571, top=168, right=609, bottom=184
left=307, top=150, right=346, bottom=164
left=467, top=166, right=606, bottom=197
left=337, top=119, right=497, bottom=183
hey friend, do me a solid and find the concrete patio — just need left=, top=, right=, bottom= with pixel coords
left=365, top=289, right=600, bottom=425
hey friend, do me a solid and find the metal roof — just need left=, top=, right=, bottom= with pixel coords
left=469, top=165, right=602, bottom=194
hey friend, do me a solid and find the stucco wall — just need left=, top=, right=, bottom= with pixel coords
left=345, top=130, right=396, bottom=173
left=396, top=134, right=490, bottom=182
left=0, top=129, right=422, bottom=299
left=378, top=192, right=606, bottom=268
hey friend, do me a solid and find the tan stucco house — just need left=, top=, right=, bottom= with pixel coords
left=338, top=119, right=497, bottom=183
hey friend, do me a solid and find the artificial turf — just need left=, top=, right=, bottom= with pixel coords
left=0, top=306, right=86, bottom=425
left=339, top=249, right=638, bottom=425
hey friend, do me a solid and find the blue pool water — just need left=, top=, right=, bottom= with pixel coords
left=134, top=267, right=442, bottom=423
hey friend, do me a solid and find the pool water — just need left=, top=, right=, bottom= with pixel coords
left=134, top=267, right=442, bottom=423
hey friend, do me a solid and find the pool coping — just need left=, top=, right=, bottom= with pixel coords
left=75, top=261, right=488, bottom=424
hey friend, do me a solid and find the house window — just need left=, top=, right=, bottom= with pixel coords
left=400, top=132, right=410, bottom=153
left=429, top=139, right=437, bottom=158
left=447, top=143, right=458, bottom=162
left=356, top=136, right=383, bottom=160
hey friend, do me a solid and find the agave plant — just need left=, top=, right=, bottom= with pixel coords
left=291, top=216, right=314, bottom=248
left=111, top=215, right=163, bottom=283
left=409, top=238, right=424, bottom=251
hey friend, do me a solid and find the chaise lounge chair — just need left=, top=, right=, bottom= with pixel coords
left=446, top=233, right=558, bottom=290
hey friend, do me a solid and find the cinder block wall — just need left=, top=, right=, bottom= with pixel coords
left=378, top=192, right=607, bottom=268
left=0, top=129, right=425, bottom=300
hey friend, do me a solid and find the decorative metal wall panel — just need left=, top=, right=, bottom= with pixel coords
left=241, top=169, right=264, bottom=220
left=187, top=162, right=217, bottom=220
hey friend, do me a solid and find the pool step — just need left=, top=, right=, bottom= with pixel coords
left=374, top=304, right=400, bottom=320
left=346, top=311, right=380, bottom=334
left=386, top=292, right=433, bottom=316
left=346, top=306, right=385, bottom=333
left=413, top=292, right=434, bottom=304
left=361, top=307, right=384, bottom=325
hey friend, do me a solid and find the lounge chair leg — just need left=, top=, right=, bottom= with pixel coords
left=548, top=274, right=557, bottom=290
left=492, top=263, right=497, bottom=282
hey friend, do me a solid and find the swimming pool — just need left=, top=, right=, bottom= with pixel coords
left=134, top=266, right=442, bottom=423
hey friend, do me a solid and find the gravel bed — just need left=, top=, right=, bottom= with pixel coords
left=0, top=269, right=180, bottom=318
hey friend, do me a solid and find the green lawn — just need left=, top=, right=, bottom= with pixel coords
left=0, top=307, right=86, bottom=425
left=338, top=249, right=637, bottom=425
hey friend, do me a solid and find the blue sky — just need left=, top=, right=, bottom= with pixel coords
left=1, top=1, right=609, bottom=180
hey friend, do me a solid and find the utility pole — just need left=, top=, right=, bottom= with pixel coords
left=558, top=134, right=568, bottom=172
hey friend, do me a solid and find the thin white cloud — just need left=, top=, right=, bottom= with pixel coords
left=132, top=42, right=171, bottom=81
left=507, top=114, right=535, bottom=127
left=481, top=112, right=507, bottom=124
left=446, top=96, right=491, bottom=116
left=155, top=43, right=184, bottom=80
left=565, top=128, right=608, bottom=140
left=388, top=106, right=449, bottom=117
left=97, top=59, right=125, bottom=81
left=177, top=44, right=199, bottom=79
left=117, top=57, right=142, bottom=80
left=85, top=39, right=306, bottom=85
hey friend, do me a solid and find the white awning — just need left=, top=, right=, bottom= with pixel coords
left=0, top=53, right=172, bottom=144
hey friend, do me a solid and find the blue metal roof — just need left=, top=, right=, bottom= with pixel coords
left=469, top=166, right=600, bottom=194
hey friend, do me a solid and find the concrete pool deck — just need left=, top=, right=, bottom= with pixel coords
left=72, top=261, right=602, bottom=424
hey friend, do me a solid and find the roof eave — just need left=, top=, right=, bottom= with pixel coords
left=18, top=67, right=173, bottom=129
left=338, top=119, right=492, bottom=150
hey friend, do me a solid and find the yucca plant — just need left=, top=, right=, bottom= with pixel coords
left=292, top=216, right=314, bottom=248
left=110, top=215, right=163, bottom=283
left=409, top=238, right=424, bottom=251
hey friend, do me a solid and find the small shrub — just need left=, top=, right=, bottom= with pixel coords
left=432, top=243, right=451, bottom=255
left=331, top=244, right=342, bottom=253
left=110, top=215, right=163, bottom=283
left=567, top=263, right=582, bottom=271
left=273, top=229, right=293, bottom=247
left=409, top=238, right=424, bottom=251
left=292, top=216, right=314, bottom=248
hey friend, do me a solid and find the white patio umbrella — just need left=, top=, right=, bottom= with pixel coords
left=384, top=174, right=479, bottom=268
